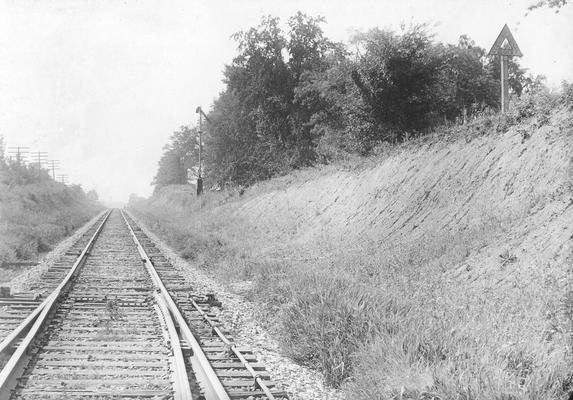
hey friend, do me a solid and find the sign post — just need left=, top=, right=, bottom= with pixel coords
left=488, top=24, right=522, bottom=113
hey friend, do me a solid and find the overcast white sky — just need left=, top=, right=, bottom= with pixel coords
left=1, top=0, right=572, bottom=204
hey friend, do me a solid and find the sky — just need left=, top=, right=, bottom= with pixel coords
left=1, top=0, right=572, bottom=204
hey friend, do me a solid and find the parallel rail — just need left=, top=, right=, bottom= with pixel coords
left=0, top=210, right=287, bottom=400
left=0, top=211, right=109, bottom=346
left=0, top=209, right=112, bottom=398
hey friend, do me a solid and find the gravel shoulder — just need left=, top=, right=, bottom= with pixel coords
left=128, top=210, right=344, bottom=400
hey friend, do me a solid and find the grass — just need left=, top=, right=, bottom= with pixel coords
left=0, top=170, right=102, bottom=265
left=129, top=99, right=573, bottom=399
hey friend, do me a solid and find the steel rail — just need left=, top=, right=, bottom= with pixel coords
left=0, top=209, right=112, bottom=395
left=187, top=297, right=276, bottom=399
left=0, top=210, right=109, bottom=357
left=154, top=291, right=193, bottom=400
left=123, top=210, right=278, bottom=399
left=121, top=210, right=231, bottom=400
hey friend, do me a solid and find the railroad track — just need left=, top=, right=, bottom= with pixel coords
left=0, top=209, right=287, bottom=400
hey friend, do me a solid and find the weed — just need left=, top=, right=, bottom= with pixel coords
left=499, top=250, right=518, bottom=267
left=93, top=297, right=127, bottom=333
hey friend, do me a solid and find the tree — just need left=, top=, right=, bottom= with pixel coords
left=152, top=126, right=199, bottom=193
left=155, top=14, right=544, bottom=190
left=526, top=0, right=567, bottom=13
left=86, top=189, right=99, bottom=202
left=0, top=136, right=4, bottom=164
left=350, top=25, right=445, bottom=138
left=436, top=35, right=499, bottom=121
left=287, top=13, right=342, bottom=163
left=206, top=13, right=337, bottom=186
left=226, top=15, right=291, bottom=147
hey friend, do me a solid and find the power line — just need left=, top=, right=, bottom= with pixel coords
left=6, top=147, right=30, bottom=165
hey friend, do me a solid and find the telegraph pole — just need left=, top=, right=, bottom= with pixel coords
left=196, top=106, right=203, bottom=196
left=194, top=107, right=212, bottom=196
left=49, top=160, right=60, bottom=180
left=33, top=151, right=49, bottom=177
left=7, top=147, right=29, bottom=165
left=58, top=174, right=68, bottom=185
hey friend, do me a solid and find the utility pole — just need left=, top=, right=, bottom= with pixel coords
left=33, top=151, right=48, bottom=177
left=49, top=160, right=60, bottom=180
left=7, top=147, right=29, bottom=165
left=194, top=106, right=211, bottom=196
left=196, top=107, right=203, bottom=196
left=58, top=174, right=68, bottom=185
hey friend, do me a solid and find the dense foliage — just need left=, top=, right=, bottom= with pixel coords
left=152, top=14, right=545, bottom=191
left=152, top=126, right=199, bottom=194
left=0, top=146, right=102, bottom=263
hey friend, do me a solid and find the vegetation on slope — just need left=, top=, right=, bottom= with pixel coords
left=0, top=144, right=102, bottom=266
left=131, top=91, right=573, bottom=399
left=152, top=14, right=546, bottom=193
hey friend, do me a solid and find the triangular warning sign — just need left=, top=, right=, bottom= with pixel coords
left=488, top=24, right=522, bottom=57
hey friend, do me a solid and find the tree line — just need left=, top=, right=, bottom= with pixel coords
left=153, top=14, right=544, bottom=193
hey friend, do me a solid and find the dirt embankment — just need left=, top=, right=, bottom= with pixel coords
left=137, top=106, right=573, bottom=399
left=196, top=108, right=572, bottom=288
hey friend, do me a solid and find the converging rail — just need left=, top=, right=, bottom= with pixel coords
left=0, top=209, right=287, bottom=400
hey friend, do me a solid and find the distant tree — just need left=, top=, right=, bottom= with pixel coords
left=1, top=158, right=47, bottom=186
left=152, top=126, right=199, bottom=193
left=86, top=189, right=99, bottom=202
left=128, top=193, right=145, bottom=206
left=0, top=136, right=5, bottom=164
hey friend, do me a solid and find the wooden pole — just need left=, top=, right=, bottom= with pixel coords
left=198, top=111, right=202, bottom=179
left=196, top=107, right=203, bottom=196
